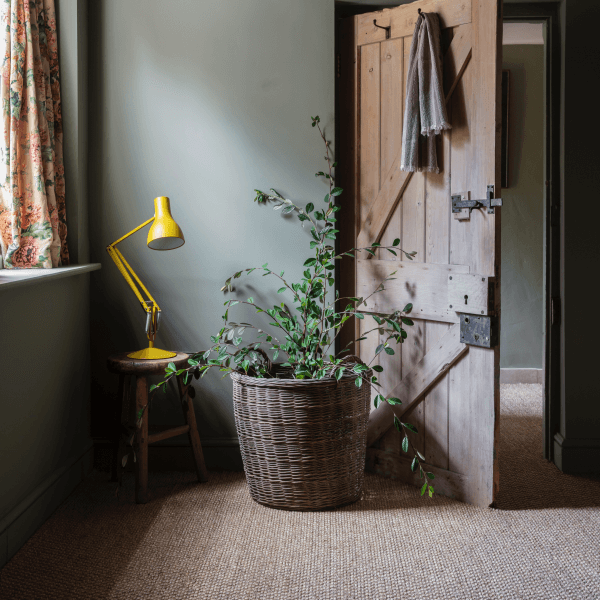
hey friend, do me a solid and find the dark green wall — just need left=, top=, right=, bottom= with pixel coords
left=556, top=0, right=600, bottom=471
left=500, top=45, right=545, bottom=369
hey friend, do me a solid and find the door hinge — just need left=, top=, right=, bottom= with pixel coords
left=551, top=297, right=561, bottom=326
left=459, top=314, right=498, bottom=348
left=452, top=184, right=503, bottom=221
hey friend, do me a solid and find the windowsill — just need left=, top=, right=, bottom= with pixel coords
left=0, top=263, right=102, bottom=291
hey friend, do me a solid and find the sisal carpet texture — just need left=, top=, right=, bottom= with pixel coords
left=1, top=384, right=599, bottom=600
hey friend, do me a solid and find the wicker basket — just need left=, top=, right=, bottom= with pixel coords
left=231, top=366, right=372, bottom=511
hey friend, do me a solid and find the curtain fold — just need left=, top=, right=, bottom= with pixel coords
left=0, top=0, right=68, bottom=268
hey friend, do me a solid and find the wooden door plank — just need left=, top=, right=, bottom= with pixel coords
left=357, top=259, right=469, bottom=324
left=448, top=36, right=474, bottom=483
left=467, top=0, right=502, bottom=507
left=423, top=61, right=453, bottom=469
left=394, top=32, right=428, bottom=453
left=443, top=24, right=473, bottom=102
left=357, top=26, right=473, bottom=251
left=375, top=37, right=404, bottom=408
left=357, top=42, right=382, bottom=397
left=367, top=323, right=468, bottom=447
left=356, top=0, right=471, bottom=46
left=447, top=0, right=501, bottom=507
left=366, top=448, right=470, bottom=501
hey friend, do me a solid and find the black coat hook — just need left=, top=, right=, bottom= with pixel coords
left=373, top=19, right=391, bottom=39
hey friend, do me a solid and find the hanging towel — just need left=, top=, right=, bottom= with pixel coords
left=400, top=12, right=451, bottom=174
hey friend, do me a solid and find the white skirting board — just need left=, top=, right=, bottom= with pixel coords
left=500, top=368, right=543, bottom=384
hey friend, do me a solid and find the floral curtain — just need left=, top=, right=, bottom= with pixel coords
left=0, top=0, right=68, bottom=268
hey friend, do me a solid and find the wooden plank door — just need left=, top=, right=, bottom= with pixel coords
left=338, top=0, right=502, bottom=507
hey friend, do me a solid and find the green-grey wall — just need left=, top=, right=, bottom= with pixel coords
left=0, top=276, right=93, bottom=565
left=87, top=0, right=334, bottom=456
left=500, top=45, right=544, bottom=369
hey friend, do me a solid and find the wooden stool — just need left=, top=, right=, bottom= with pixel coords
left=107, top=352, right=208, bottom=503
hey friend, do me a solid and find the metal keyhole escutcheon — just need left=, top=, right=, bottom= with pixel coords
left=464, top=295, right=468, bottom=305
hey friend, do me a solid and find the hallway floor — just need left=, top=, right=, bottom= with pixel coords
left=1, top=384, right=599, bottom=599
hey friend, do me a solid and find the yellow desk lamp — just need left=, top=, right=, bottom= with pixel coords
left=106, top=196, right=185, bottom=360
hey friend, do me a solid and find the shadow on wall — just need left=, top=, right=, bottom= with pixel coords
left=86, top=0, right=335, bottom=449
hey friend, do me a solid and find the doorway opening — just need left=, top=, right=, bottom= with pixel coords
left=502, top=5, right=561, bottom=464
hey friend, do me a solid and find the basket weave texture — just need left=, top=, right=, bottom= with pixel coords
left=231, top=368, right=372, bottom=511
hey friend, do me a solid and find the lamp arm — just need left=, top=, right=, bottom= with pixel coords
left=106, top=217, right=161, bottom=314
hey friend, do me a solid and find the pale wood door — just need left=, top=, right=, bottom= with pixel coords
left=338, top=0, right=502, bottom=507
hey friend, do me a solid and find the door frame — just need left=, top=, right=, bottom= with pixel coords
left=503, top=2, right=562, bottom=462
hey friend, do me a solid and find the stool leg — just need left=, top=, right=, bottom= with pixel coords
left=178, top=376, right=209, bottom=483
left=113, top=375, right=132, bottom=483
left=134, top=376, right=149, bottom=503
left=111, top=375, right=125, bottom=482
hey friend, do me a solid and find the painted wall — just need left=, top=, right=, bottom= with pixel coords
left=87, top=0, right=335, bottom=457
left=0, top=276, right=93, bottom=565
left=500, top=45, right=544, bottom=369
left=558, top=0, right=600, bottom=471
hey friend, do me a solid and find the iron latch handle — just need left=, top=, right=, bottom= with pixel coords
left=452, top=184, right=503, bottom=215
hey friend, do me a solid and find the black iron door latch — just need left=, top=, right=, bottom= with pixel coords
left=452, top=184, right=503, bottom=216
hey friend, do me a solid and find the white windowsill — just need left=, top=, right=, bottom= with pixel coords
left=0, top=263, right=102, bottom=291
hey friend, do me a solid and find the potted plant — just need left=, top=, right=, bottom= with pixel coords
left=154, top=116, right=435, bottom=509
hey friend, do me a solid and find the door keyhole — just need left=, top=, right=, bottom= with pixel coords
left=464, top=295, right=468, bottom=305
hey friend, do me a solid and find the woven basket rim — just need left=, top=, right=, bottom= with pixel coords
left=230, top=366, right=372, bottom=387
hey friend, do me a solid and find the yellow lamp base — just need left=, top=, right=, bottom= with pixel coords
left=127, top=346, right=177, bottom=360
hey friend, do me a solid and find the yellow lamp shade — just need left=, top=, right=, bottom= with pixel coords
left=147, top=196, right=185, bottom=250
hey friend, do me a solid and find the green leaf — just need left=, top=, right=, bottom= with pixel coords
left=372, top=365, right=383, bottom=372
left=375, top=344, right=385, bottom=355
left=421, top=482, right=428, bottom=496
left=394, top=416, right=402, bottom=432
left=387, top=397, right=402, bottom=405
left=426, top=472, right=435, bottom=480
left=384, top=346, right=395, bottom=355
left=374, top=394, right=385, bottom=408
left=335, top=367, right=344, bottom=380
left=401, top=317, right=414, bottom=326
left=306, top=202, right=314, bottom=213
left=354, top=312, right=364, bottom=320
left=403, top=303, right=413, bottom=314
left=402, top=436, right=409, bottom=453
left=355, top=377, right=363, bottom=388
left=404, top=423, right=418, bottom=434
left=392, top=238, right=401, bottom=246
left=149, top=384, right=159, bottom=392
left=411, top=457, right=418, bottom=472
left=428, top=486, right=434, bottom=498
left=331, top=187, right=343, bottom=196
left=277, top=287, right=286, bottom=294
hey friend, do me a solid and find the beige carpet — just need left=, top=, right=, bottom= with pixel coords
left=1, top=384, right=599, bottom=600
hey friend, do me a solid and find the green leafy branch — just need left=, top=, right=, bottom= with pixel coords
left=151, top=116, right=432, bottom=497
